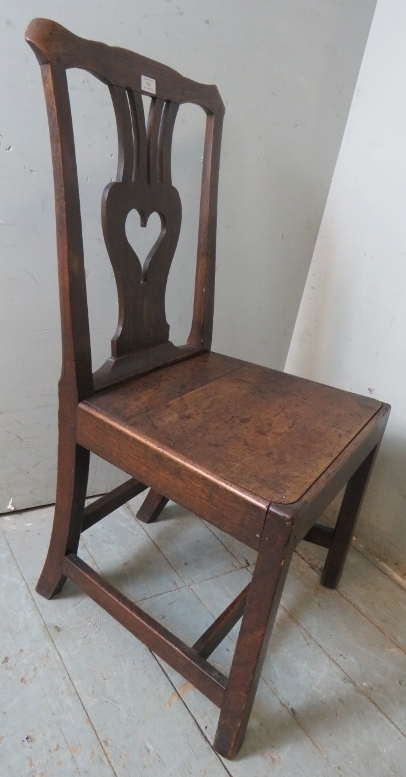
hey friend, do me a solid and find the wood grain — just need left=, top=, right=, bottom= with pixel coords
left=79, top=353, right=382, bottom=504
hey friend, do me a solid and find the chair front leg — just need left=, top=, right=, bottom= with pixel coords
left=214, top=505, right=295, bottom=759
left=321, top=445, right=378, bottom=589
left=36, top=439, right=90, bottom=599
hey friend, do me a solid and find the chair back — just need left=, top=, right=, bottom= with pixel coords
left=25, top=19, right=224, bottom=397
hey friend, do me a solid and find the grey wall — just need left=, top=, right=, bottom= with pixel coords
left=287, top=0, right=406, bottom=580
left=0, top=0, right=377, bottom=511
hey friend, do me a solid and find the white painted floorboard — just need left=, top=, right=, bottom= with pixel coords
left=1, top=498, right=406, bottom=776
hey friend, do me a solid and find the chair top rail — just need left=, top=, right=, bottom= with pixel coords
left=25, top=18, right=224, bottom=116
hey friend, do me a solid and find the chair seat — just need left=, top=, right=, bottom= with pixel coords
left=77, top=352, right=381, bottom=546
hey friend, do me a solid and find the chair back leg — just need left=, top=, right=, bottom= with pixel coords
left=321, top=445, right=379, bottom=589
left=136, top=489, right=168, bottom=524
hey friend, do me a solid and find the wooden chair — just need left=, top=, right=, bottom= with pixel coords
left=26, top=18, right=390, bottom=759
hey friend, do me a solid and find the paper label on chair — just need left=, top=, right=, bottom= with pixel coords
left=141, top=75, right=156, bottom=94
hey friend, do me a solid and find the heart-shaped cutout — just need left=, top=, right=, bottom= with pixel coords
left=125, top=209, right=162, bottom=273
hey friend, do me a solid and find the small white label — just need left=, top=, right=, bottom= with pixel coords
left=141, top=75, right=156, bottom=95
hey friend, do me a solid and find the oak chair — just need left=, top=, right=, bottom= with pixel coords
left=26, top=18, right=390, bottom=759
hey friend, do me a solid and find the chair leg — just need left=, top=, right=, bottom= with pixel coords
left=36, top=442, right=90, bottom=599
left=321, top=445, right=378, bottom=589
left=214, top=507, right=295, bottom=759
left=136, top=488, right=168, bottom=524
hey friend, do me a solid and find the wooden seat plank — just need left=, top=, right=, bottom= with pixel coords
left=79, top=353, right=382, bottom=505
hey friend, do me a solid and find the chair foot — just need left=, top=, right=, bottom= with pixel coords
left=321, top=446, right=378, bottom=589
left=137, top=489, right=168, bottom=523
left=36, top=564, right=67, bottom=599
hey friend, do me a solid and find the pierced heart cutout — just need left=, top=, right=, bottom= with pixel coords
left=125, top=209, right=163, bottom=274
left=102, top=179, right=181, bottom=354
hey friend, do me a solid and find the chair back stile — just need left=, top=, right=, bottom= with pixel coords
left=25, top=18, right=225, bottom=398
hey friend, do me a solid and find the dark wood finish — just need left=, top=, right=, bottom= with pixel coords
left=36, top=443, right=90, bottom=599
left=292, top=405, right=389, bottom=545
left=63, top=554, right=227, bottom=707
left=26, top=17, right=224, bottom=396
left=27, top=18, right=391, bottom=760
left=136, top=489, right=169, bottom=524
left=82, top=478, right=147, bottom=532
left=92, top=342, right=201, bottom=392
left=76, top=398, right=269, bottom=550
left=80, top=357, right=381, bottom=504
left=26, top=19, right=224, bottom=112
left=214, top=505, right=296, bottom=758
left=321, top=445, right=379, bottom=588
left=193, top=585, right=249, bottom=659
left=76, top=355, right=383, bottom=548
